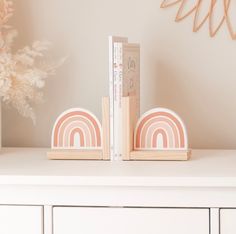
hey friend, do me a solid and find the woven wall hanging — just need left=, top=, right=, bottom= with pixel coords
left=160, top=0, right=236, bottom=40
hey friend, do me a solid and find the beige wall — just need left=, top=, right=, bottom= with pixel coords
left=3, top=0, right=236, bottom=149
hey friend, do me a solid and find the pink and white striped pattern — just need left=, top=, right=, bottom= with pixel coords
left=51, top=108, right=102, bottom=149
left=134, top=108, right=188, bottom=150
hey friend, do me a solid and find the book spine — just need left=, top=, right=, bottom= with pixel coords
left=108, top=37, right=114, bottom=160
left=117, top=43, right=123, bottom=160
left=113, top=42, right=119, bottom=160
left=113, top=43, right=123, bottom=160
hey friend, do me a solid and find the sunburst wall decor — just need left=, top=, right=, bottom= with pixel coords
left=160, top=0, right=236, bottom=40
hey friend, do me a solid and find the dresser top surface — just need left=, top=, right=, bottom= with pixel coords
left=0, top=148, right=235, bottom=187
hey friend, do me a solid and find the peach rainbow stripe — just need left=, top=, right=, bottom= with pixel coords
left=51, top=108, right=102, bottom=149
left=134, top=108, right=188, bottom=150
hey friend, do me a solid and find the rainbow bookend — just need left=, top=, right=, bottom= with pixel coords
left=47, top=97, right=110, bottom=160
left=122, top=97, right=191, bottom=160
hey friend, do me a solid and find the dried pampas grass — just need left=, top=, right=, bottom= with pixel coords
left=0, top=0, right=64, bottom=123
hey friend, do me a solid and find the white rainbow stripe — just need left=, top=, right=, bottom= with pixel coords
left=51, top=108, right=102, bottom=149
left=134, top=108, right=188, bottom=150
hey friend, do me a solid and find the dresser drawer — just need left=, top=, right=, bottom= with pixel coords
left=220, top=209, right=236, bottom=234
left=0, top=205, right=43, bottom=234
left=53, top=207, right=209, bottom=234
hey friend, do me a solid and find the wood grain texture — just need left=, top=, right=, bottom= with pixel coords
left=102, top=97, right=110, bottom=160
left=122, top=97, right=137, bottom=160
left=129, top=150, right=191, bottom=161
left=47, top=150, right=103, bottom=160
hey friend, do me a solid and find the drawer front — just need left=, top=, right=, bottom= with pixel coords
left=0, top=205, right=43, bottom=234
left=53, top=207, right=209, bottom=234
left=220, top=209, right=236, bottom=234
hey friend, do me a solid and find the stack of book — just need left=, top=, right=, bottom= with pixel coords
left=109, top=36, right=140, bottom=160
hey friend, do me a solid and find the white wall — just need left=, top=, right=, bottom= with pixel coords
left=3, top=0, right=236, bottom=149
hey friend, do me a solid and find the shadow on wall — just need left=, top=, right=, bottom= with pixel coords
left=154, top=61, right=194, bottom=148
left=154, top=60, right=236, bottom=149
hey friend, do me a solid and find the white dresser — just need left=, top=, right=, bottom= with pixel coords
left=0, top=148, right=236, bottom=234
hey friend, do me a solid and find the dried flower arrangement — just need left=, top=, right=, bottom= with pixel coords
left=0, top=0, right=64, bottom=123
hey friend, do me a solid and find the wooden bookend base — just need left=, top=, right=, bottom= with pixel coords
left=47, top=150, right=103, bottom=160
left=47, top=97, right=110, bottom=160
left=129, top=150, right=191, bottom=161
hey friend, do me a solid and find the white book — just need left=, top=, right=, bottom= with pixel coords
left=113, top=42, right=140, bottom=160
left=108, top=36, right=128, bottom=160
left=113, top=43, right=121, bottom=160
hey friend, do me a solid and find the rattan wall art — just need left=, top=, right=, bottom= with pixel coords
left=160, top=0, right=236, bottom=40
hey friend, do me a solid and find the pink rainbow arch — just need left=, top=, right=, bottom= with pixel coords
left=51, top=108, right=102, bottom=149
left=134, top=108, right=188, bottom=150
